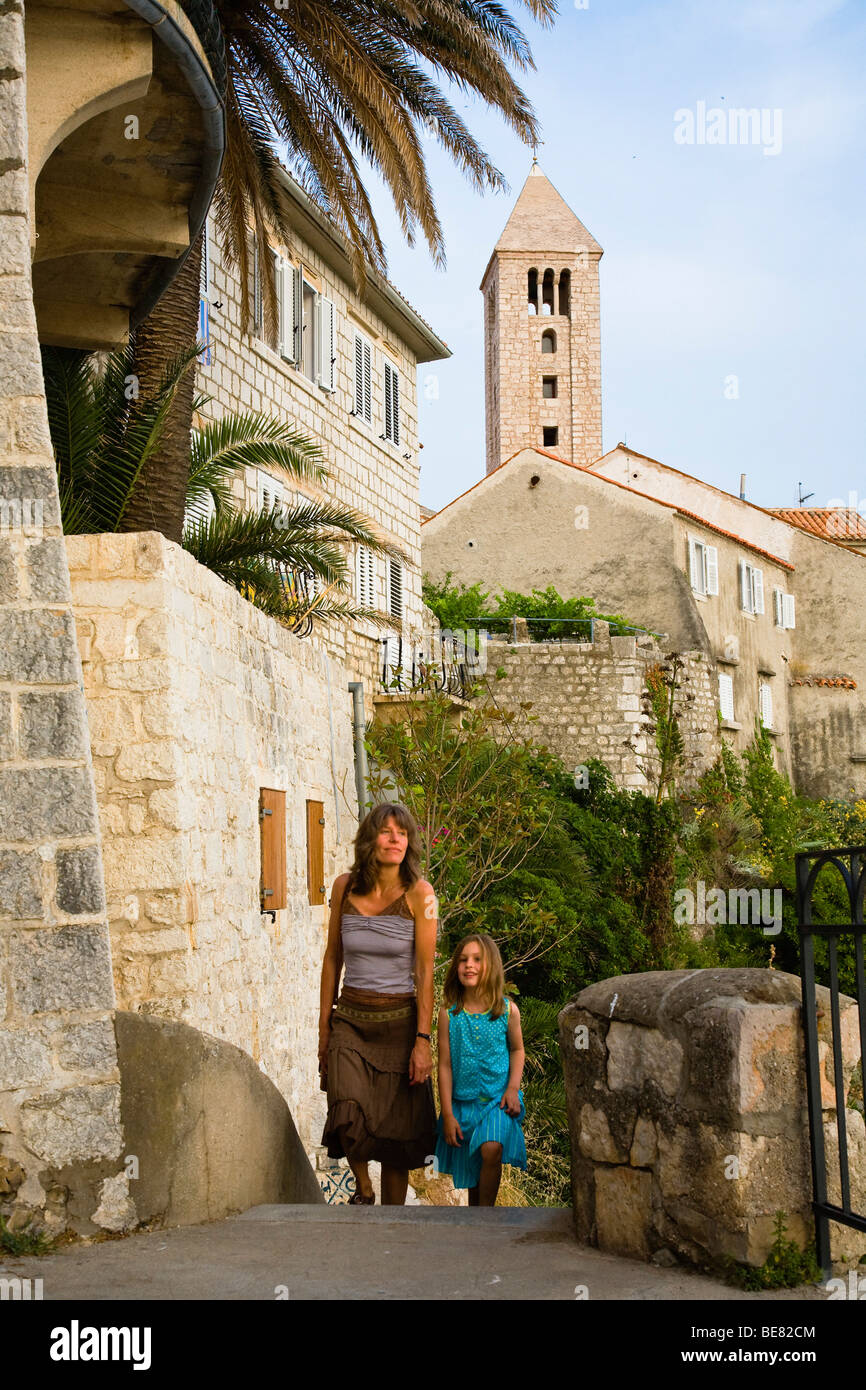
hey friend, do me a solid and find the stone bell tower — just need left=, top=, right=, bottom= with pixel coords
left=481, top=162, right=603, bottom=472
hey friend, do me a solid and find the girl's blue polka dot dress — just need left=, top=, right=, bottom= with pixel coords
left=434, top=998, right=527, bottom=1189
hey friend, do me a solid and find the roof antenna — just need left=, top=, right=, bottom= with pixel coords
left=798, top=482, right=814, bottom=507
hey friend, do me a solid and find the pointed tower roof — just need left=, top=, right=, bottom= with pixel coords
left=493, top=163, right=603, bottom=256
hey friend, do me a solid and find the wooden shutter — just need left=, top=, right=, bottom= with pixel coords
left=356, top=545, right=375, bottom=608
left=688, top=537, right=700, bottom=591
left=782, top=593, right=795, bottom=629
left=260, top=788, right=287, bottom=911
left=306, top=800, right=325, bottom=905
left=252, top=236, right=262, bottom=336
left=384, top=360, right=400, bottom=443
left=719, top=673, right=735, bottom=723
left=388, top=558, right=403, bottom=620
left=288, top=264, right=302, bottom=365
left=319, top=296, right=336, bottom=391
left=752, top=567, right=764, bottom=614
left=705, top=546, right=718, bottom=595
left=354, top=334, right=371, bottom=422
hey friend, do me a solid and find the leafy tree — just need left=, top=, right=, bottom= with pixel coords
left=125, top=0, right=555, bottom=540
left=42, top=344, right=402, bottom=630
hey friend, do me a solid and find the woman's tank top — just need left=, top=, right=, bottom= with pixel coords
left=340, top=886, right=416, bottom=993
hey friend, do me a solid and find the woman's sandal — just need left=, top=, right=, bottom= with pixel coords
left=348, top=1188, right=375, bottom=1205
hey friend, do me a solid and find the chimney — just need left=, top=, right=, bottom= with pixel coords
left=739, top=473, right=746, bottom=501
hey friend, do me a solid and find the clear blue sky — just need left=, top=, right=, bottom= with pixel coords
left=364, top=0, right=866, bottom=516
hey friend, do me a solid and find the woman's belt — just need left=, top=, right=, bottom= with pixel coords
left=334, top=990, right=415, bottom=1023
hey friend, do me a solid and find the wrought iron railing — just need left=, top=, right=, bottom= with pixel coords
left=380, top=634, right=474, bottom=699
left=796, top=847, right=866, bottom=1276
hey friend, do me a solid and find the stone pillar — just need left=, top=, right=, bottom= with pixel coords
left=559, top=968, right=865, bottom=1270
left=0, top=3, right=126, bottom=1234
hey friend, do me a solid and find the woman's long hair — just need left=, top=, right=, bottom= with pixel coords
left=347, top=802, right=423, bottom=896
left=442, top=933, right=506, bottom=1019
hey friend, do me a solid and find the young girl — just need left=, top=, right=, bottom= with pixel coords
left=434, top=933, right=526, bottom=1205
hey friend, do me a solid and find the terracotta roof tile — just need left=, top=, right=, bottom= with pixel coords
left=769, top=508, right=866, bottom=543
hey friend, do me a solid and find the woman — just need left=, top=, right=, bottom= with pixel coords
left=318, top=802, right=437, bottom=1205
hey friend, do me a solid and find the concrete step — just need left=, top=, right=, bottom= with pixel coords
left=3, top=1203, right=826, bottom=1301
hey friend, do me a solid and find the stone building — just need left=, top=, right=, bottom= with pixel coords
left=424, top=168, right=866, bottom=801
left=2, top=0, right=450, bottom=1234
left=196, top=175, right=449, bottom=692
left=482, top=162, right=603, bottom=473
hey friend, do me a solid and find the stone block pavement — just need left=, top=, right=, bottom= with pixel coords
left=3, top=1206, right=828, bottom=1301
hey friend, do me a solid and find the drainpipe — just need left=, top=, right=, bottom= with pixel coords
left=348, top=682, right=368, bottom=817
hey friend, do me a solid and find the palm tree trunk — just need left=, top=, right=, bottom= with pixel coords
left=120, top=231, right=203, bottom=543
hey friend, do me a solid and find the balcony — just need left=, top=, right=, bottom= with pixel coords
left=26, top=0, right=225, bottom=350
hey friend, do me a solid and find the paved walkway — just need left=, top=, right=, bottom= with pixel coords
left=4, top=1206, right=828, bottom=1301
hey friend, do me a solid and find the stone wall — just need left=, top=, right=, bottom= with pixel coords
left=67, top=531, right=360, bottom=1151
left=0, top=3, right=124, bottom=1234
left=559, top=969, right=866, bottom=1270
left=485, top=624, right=720, bottom=792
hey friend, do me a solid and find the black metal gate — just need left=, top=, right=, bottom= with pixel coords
left=796, top=847, right=866, bottom=1275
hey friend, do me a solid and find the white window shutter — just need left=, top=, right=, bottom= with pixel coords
left=289, top=264, right=302, bottom=365
left=753, top=567, right=764, bottom=615
left=252, top=238, right=262, bottom=336
left=719, top=673, right=735, bottom=722
left=783, top=593, right=795, bottom=629
left=388, top=559, right=403, bottom=620
left=384, top=363, right=393, bottom=442
left=200, top=221, right=210, bottom=299
left=705, top=546, right=718, bottom=595
left=739, top=560, right=749, bottom=611
left=773, top=587, right=783, bottom=627
left=184, top=490, right=216, bottom=531
left=356, top=546, right=375, bottom=608
left=318, top=297, right=336, bottom=391
left=354, top=335, right=371, bottom=422
left=759, top=682, right=773, bottom=729
left=688, top=537, right=700, bottom=590
left=274, top=255, right=287, bottom=356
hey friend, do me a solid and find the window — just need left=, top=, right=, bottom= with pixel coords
left=258, top=470, right=288, bottom=519
left=301, top=278, right=317, bottom=381
left=739, top=560, right=764, bottom=615
left=356, top=545, right=376, bottom=608
left=558, top=268, right=571, bottom=317
left=388, top=558, right=403, bottom=621
left=773, top=588, right=796, bottom=629
left=252, top=241, right=298, bottom=360
left=542, top=376, right=557, bottom=399
left=758, top=681, right=773, bottom=730
left=383, top=360, right=400, bottom=445
left=688, top=536, right=718, bottom=596
left=719, top=673, right=735, bottom=723
left=541, top=268, right=554, bottom=315
left=542, top=426, right=558, bottom=448
left=353, top=333, right=372, bottom=423
left=527, top=268, right=538, bottom=315
left=198, top=220, right=211, bottom=364
left=541, top=330, right=556, bottom=354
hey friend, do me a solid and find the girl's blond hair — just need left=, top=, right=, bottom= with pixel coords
left=442, top=933, right=506, bottom=1019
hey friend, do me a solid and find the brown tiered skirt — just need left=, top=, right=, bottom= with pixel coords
left=321, top=988, right=436, bottom=1169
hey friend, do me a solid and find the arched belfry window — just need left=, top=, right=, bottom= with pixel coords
left=541, top=268, right=554, bottom=316
left=558, top=268, right=571, bottom=318
left=527, top=268, right=538, bottom=315
left=541, top=330, right=556, bottom=353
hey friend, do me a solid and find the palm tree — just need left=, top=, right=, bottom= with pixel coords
left=124, top=0, right=555, bottom=539
left=43, top=344, right=405, bottom=631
